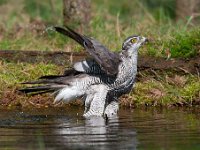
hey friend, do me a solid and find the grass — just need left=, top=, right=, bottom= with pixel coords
left=0, top=61, right=65, bottom=107
left=0, top=61, right=64, bottom=94
left=129, top=74, right=200, bottom=107
left=0, top=0, right=200, bottom=107
left=0, top=0, right=199, bottom=56
left=0, top=60, right=199, bottom=107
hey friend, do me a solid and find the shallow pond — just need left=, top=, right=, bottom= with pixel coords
left=0, top=107, right=200, bottom=150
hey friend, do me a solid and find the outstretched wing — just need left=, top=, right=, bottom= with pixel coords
left=54, top=26, right=121, bottom=76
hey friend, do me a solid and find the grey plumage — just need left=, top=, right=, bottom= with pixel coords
left=54, top=26, right=121, bottom=76
left=19, top=26, right=147, bottom=117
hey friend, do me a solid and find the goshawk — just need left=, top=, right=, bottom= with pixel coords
left=20, top=26, right=147, bottom=117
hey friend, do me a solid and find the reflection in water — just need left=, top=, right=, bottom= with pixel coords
left=55, top=115, right=137, bottom=149
left=0, top=108, right=137, bottom=150
left=55, top=117, right=136, bottom=150
left=0, top=107, right=199, bottom=150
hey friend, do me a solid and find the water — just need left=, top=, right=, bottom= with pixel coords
left=0, top=107, right=199, bottom=150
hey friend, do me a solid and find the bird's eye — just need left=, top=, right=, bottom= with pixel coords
left=131, top=38, right=137, bottom=43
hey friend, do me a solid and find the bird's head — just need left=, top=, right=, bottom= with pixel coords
left=122, top=36, right=148, bottom=51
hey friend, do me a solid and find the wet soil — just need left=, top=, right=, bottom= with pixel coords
left=0, top=50, right=199, bottom=74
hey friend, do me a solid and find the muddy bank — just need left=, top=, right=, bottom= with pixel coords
left=0, top=50, right=200, bottom=108
left=0, top=50, right=199, bottom=74
left=1, top=89, right=200, bottom=109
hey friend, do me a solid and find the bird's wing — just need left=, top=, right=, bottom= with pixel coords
left=54, top=26, right=121, bottom=76
left=73, top=59, right=106, bottom=75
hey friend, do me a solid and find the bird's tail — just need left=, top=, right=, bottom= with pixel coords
left=19, top=75, right=68, bottom=95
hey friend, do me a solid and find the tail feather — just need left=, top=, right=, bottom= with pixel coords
left=21, top=78, right=70, bottom=85
left=21, top=80, right=55, bottom=85
left=19, top=85, right=53, bottom=94
left=39, top=75, right=66, bottom=80
left=19, top=77, right=68, bottom=95
left=19, top=84, right=66, bottom=95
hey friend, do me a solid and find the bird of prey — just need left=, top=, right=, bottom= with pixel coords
left=19, top=26, right=147, bottom=117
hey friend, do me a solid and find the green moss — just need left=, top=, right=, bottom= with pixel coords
left=181, top=81, right=200, bottom=103
left=0, top=62, right=63, bottom=92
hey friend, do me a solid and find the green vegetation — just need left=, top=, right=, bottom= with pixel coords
left=0, top=61, right=64, bottom=107
left=0, top=61, right=199, bottom=107
left=0, top=0, right=199, bottom=57
left=0, top=62, right=62, bottom=88
left=0, top=0, right=199, bottom=107
left=167, top=29, right=200, bottom=58
left=130, top=74, right=200, bottom=107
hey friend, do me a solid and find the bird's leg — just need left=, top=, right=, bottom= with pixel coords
left=83, top=85, right=108, bottom=117
left=84, top=94, right=94, bottom=114
left=104, top=100, right=119, bottom=118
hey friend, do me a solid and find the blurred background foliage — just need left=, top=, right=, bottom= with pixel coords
left=142, top=0, right=176, bottom=19
left=0, top=0, right=177, bottom=24
left=0, top=0, right=199, bottom=58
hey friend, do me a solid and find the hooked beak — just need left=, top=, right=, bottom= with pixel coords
left=140, top=37, right=149, bottom=45
left=144, top=38, right=149, bottom=43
